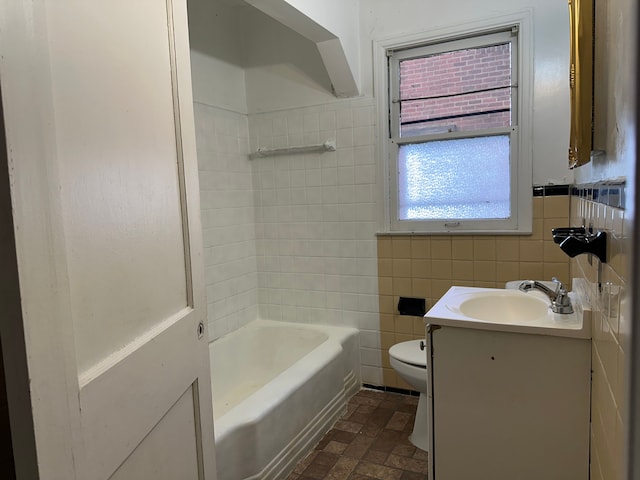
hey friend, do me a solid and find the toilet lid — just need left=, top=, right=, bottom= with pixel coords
left=389, top=340, right=427, bottom=367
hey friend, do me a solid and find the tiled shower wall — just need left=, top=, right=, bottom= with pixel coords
left=194, top=102, right=259, bottom=341
left=248, top=98, right=382, bottom=384
left=378, top=192, right=572, bottom=390
left=570, top=187, right=628, bottom=480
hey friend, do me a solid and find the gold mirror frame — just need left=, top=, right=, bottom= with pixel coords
left=568, top=0, right=594, bottom=168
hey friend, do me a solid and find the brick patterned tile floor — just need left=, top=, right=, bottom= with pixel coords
left=287, top=389, right=428, bottom=480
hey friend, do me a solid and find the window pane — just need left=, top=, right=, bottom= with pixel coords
left=399, top=44, right=512, bottom=137
left=398, top=135, right=510, bottom=220
left=400, top=109, right=511, bottom=136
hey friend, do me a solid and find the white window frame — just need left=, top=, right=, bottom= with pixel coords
left=374, top=13, right=533, bottom=234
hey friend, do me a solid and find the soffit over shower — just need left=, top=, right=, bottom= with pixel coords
left=241, top=0, right=361, bottom=98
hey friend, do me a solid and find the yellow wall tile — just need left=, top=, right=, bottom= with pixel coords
left=533, top=197, right=544, bottom=219
left=473, top=237, right=496, bottom=260
left=519, top=240, right=544, bottom=262
left=474, top=261, right=497, bottom=281
left=378, top=258, right=392, bottom=277
left=379, top=294, right=394, bottom=314
left=382, top=353, right=391, bottom=369
left=380, top=314, right=395, bottom=332
left=377, top=236, right=392, bottom=258
left=413, top=317, right=425, bottom=335
left=431, top=259, right=452, bottom=279
left=543, top=241, right=569, bottom=263
left=392, top=236, right=411, bottom=258
left=474, top=281, right=498, bottom=288
left=543, top=262, right=569, bottom=286
left=452, top=260, right=474, bottom=281
left=412, top=259, right=432, bottom=278
left=431, top=279, right=453, bottom=299
left=394, top=315, right=415, bottom=334
left=377, top=194, right=577, bottom=389
left=395, top=333, right=415, bottom=343
left=412, top=278, right=431, bottom=298
left=544, top=195, right=570, bottom=218
left=392, top=258, right=412, bottom=277
left=396, top=376, right=414, bottom=391
left=576, top=197, right=628, bottom=478
left=452, top=238, right=474, bottom=260
left=411, top=236, right=431, bottom=258
left=378, top=276, right=393, bottom=296
left=496, top=238, right=520, bottom=261
left=530, top=218, right=544, bottom=240
left=496, top=261, right=520, bottom=283
left=382, top=368, right=397, bottom=388
left=431, top=237, right=452, bottom=259
left=392, top=277, right=412, bottom=296
left=519, top=262, right=544, bottom=279
left=380, top=332, right=396, bottom=350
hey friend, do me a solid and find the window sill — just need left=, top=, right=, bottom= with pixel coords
left=376, top=230, right=533, bottom=236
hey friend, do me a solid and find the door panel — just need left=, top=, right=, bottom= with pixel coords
left=47, top=0, right=190, bottom=374
left=79, top=310, right=204, bottom=479
left=0, top=0, right=216, bottom=478
left=110, top=385, right=200, bottom=480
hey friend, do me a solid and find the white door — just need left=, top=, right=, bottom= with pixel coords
left=0, top=1, right=216, bottom=479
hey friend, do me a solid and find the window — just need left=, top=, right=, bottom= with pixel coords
left=382, top=25, right=531, bottom=233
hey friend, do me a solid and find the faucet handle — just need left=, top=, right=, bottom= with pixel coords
left=551, top=277, right=566, bottom=293
left=551, top=278, right=573, bottom=312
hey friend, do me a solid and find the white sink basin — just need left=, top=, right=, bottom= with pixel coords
left=425, top=286, right=591, bottom=339
left=458, top=290, right=549, bottom=322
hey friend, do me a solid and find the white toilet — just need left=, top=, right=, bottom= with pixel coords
left=388, top=340, right=429, bottom=452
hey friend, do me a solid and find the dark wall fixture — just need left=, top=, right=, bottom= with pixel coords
left=397, top=297, right=427, bottom=316
left=552, top=226, right=607, bottom=263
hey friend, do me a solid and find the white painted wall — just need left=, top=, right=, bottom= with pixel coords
left=244, top=6, right=336, bottom=113
left=281, top=0, right=360, bottom=87
left=245, top=0, right=360, bottom=97
left=188, top=0, right=247, bottom=114
left=245, top=0, right=574, bottom=185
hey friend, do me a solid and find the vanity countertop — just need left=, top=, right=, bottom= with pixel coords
left=425, top=286, right=591, bottom=339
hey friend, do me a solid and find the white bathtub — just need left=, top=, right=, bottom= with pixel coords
left=209, top=320, right=361, bottom=480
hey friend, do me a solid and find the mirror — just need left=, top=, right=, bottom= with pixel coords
left=568, top=0, right=594, bottom=168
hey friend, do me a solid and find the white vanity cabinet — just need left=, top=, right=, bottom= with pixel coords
left=426, top=325, right=591, bottom=480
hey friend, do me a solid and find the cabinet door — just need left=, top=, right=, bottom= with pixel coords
left=430, top=326, right=590, bottom=480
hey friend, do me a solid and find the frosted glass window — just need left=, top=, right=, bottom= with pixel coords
left=398, top=136, right=510, bottom=220
left=383, top=25, right=532, bottom=233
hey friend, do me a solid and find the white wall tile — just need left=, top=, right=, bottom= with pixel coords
left=249, top=98, right=381, bottom=379
left=198, top=99, right=380, bottom=376
left=195, top=103, right=258, bottom=341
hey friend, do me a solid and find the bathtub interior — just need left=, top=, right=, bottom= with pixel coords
left=209, top=319, right=361, bottom=480
left=209, top=322, right=329, bottom=418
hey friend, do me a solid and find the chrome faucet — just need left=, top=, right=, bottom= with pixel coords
left=518, top=278, right=574, bottom=314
